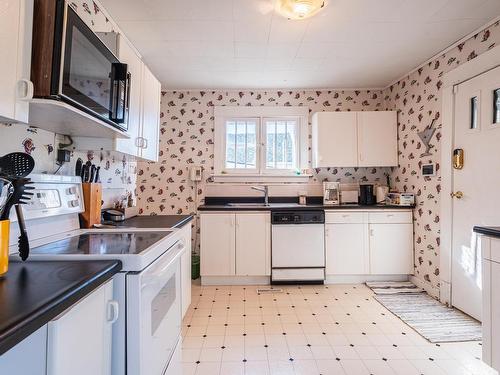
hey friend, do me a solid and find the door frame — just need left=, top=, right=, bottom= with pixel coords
left=440, top=44, right=500, bottom=305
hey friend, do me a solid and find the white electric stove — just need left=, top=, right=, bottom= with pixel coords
left=9, top=174, right=184, bottom=375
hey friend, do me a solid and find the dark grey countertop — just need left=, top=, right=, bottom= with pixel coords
left=112, top=215, right=193, bottom=229
left=0, top=260, right=121, bottom=355
left=198, top=203, right=415, bottom=211
left=473, top=226, right=500, bottom=239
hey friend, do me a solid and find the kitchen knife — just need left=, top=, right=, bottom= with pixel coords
left=89, top=164, right=96, bottom=183
left=94, top=166, right=101, bottom=183
left=75, top=158, right=83, bottom=177
left=81, top=164, right=89, bottom=183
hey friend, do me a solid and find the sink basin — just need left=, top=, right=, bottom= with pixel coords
left=226, top=203, right=269, bottom=207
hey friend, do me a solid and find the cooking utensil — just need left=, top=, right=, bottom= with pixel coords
left=94, top=166, right=101, bottom=183
left=0, top=152, right=35, bottom=178
left=89, top=164, right=96, bottom=183
left=75, top=158, right=83, bottom=177
left=102, top=209, right=125, bottom=222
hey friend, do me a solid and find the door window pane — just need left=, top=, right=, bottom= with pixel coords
left=265, top=119, right=298, bottom=170
left=470, top=96, right=478, bottom=129
left=225, top=119, right=257, bottom=169
left=494, top=89, right=500, bottom=124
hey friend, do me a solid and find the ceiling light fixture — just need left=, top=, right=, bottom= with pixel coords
left=275, top=0, right=326, bottom=20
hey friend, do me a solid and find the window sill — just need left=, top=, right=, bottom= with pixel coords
left=211, top=174, right=312, bottom=183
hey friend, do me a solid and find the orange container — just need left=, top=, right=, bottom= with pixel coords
left=0, top=220, right=10, bottom=277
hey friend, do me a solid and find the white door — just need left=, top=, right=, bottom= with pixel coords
left=140, top=66, right=161, bottom=162
left=116, top=35, right=143, bottom=157
left=325, top=223, right=368, bottom=275
left=312, top=112, right=358, bottom=167
left=357, top=111, right=398, bottom=167
left=369, top=223, right=413, bottom=274
left=235, top=212, right=271, bottom=276
left=452, top=65, right=500, bottom=320
left=200, top=213, right=236, bottom=276
left=47, top=280, right=115, bottom=375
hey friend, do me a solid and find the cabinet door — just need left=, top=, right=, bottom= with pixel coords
left=0, top=0, right=21, bottom=122
left=312, top=112, right=358, bottom=167
left=47, top=280, right=116, bottom=375
left=369, top=223, right=413, bottom=274
left=325, top=223, right=368, bottom=275
left=140, top=66, right=161, bottom=162
left=180, top=224, right=192, bottom=318
left=235, top=213, right=271, bottom=276
left=357, top=111, right=398, bottom=167
left=200, top=214, right=236, bottom=276
left=0, top=326, right=47, bottom=375
left=116, top=35, right=143, bottom=157
left=491, top=261, right=500, bottom=370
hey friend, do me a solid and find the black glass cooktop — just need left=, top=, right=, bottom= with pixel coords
left=31, top=231, right=172, bottom=255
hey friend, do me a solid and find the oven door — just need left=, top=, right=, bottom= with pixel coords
left=59, top=5, right=128, bottom=130
left=126, top=240, right=185, bottom=375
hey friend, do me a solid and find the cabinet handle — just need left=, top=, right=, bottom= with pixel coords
left=143, top=137, right=148, bottom=149
left=107, top=300, right=119, bottom=324
left=387, top=214, right=394, bottom=217
left=16, top=79, right=34, bottom=101
left=135, top=137, right=142, bottom=148
left=342, top=214, right=349, bottom=218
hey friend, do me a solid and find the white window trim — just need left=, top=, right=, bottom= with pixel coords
left=213, top=106, right=310, bottom=182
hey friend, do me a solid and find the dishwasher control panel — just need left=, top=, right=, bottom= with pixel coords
left=271, top=210, right=325, bottom=224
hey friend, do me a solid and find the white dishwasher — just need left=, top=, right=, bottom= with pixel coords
left=271, top=210, right=325, bottom=284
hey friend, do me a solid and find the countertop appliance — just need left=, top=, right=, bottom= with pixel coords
left=360, top=184, right=376, bottom=205
left=31, top=0, right=130, bottom=131
left=9, top=174, right=184, bottom=375
left=271, top=210, right=325, bottom=284
left=323, top=182, right=340, bottom=205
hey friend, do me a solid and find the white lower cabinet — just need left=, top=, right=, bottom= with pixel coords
left=47, top=280, right=116, bottom=375
left=369, top=223, right=413, bottom=274
left=0, top=326, right=47, bottom=375
left=326, top=210, right=413, bottom=276
left=200, top=212, right=270, bottom=279
left=236, top=213, right=271, bottom=276
left=326, top=223, right=368, bottom=275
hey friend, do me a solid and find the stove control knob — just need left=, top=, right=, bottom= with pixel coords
left=69, top=199, right=80, bottom=207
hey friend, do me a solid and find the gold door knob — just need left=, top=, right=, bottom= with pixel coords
left=450, top=191, right=464, bottom=199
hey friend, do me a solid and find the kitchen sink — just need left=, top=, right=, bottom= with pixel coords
left=225, top=203, right=269, bottom=207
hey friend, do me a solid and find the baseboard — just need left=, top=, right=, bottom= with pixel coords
left=325, top=274, right=409, bottom=284
left=201, top=276, right=270, bottom=286
left=409, top=275, right=440, bottom=298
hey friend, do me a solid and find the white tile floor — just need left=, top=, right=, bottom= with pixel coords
left=182, top=283, right=498, bottom=375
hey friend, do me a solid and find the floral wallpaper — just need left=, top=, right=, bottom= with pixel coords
left=383, top=21, right=500, bottom=291
left=136, top=90, right=391, bottom=250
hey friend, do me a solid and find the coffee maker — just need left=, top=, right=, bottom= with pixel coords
left=359, top=184, right=376, bottom=205
left=323, top=182, right=340, bottom=205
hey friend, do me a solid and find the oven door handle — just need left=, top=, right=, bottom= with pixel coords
left=142, top=241, right=185, bottom=286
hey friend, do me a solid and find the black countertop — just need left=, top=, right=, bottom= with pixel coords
left=473, top=226, right=500, bottom=239
left=0, top=260, right=121, bottom=355
left=112, top=215, right=193, bottom=229
left=198, top=203, right=415, bottom=211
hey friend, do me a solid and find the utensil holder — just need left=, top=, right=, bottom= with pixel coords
left=0, top=220, right=10, bottom=277
left=80, top=183, right=102, bottom=229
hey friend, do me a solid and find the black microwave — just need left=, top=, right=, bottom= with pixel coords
left=31, top=0, right=130, bottom=131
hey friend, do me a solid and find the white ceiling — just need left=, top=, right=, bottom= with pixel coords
left=100, top=0, right=500, bottom=89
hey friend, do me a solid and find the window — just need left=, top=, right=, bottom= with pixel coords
left=494, top=89, right=500, bottom=124
left=214, top=106, right=309, bottom=181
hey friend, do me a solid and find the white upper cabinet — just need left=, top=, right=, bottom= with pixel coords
left=115, top=35, right=144, bottom=158
left=312, top=111, right=398, bottom=168
left=312, top=112, right=358, bottom=167
left=139, top=65, right=161, bottom=162
left=0, top=0, right=33, bottom=123
left=357, top=111, right=398, bottom=167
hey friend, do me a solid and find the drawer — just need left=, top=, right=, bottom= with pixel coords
left=369, top=211, right=412, bottom=224
left=326, top=211, right=365, bottom=224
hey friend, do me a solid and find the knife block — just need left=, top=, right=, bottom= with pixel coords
left=80, top=183, right=102, bottom=229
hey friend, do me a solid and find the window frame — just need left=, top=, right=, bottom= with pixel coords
left=214, top=106, right=309, bottom=181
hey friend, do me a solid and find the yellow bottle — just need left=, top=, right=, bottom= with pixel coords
left=0, top=220, right=10, bottom=277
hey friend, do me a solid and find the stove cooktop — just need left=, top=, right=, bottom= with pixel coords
left=31, top=231, right=172, bottom=256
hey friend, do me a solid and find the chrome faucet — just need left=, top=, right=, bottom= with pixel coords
left=252, top=185, right=269, bottom=206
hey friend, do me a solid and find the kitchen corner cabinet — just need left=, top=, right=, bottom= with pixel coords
left=0, top=0, right=33, bottom=123
left=47, top=280, right=116, bottom=375
left=312, top=111, right=398, bottom=168
left=325, top=210, right=413, bottom=276
left=200, top=212, right=270, bottom=278
left=179, top=223, right=192, bottom=318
